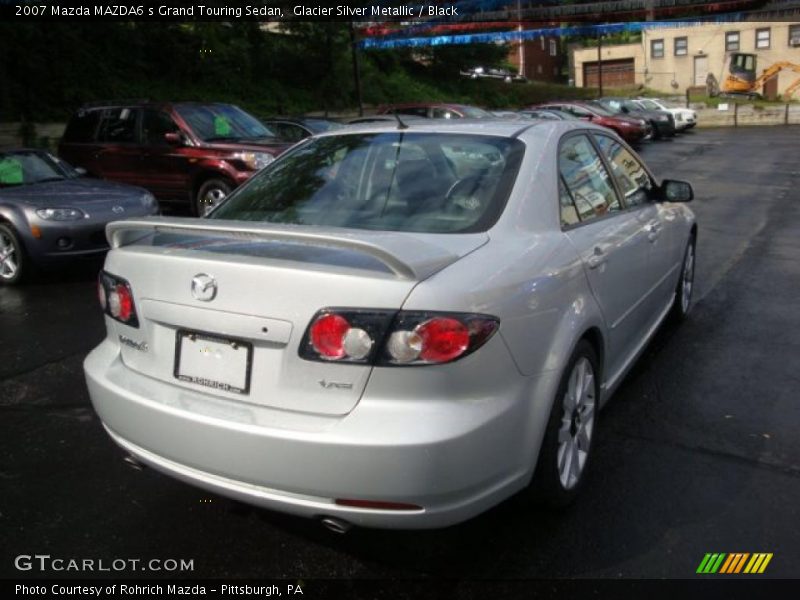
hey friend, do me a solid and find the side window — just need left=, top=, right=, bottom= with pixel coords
left=594, top=135, right=653, bottom=208
left=559, top=177, right=581, bottom=227
left=433, top=108, right=459, bottom=119
left=62, top=110, right=101, bottom=143
left=272, top=122, right=307, bottom=143
left=396, top=107, right=428, bottom=117
left=141, top=110, right=180, bottom=145
left=558, top=134, right=621, bottom=224
left=97, top=108, right=138, bottom=144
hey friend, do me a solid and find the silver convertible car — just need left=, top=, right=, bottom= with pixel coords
left=84, top=119, right=696, bottom=530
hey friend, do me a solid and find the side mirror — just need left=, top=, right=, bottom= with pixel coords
left=74, top=167, right=87, bottom=176
left=661, top=179, right=693, bottom=202
left=621, top=106, right=630, bottom=114
left=164, top=132, right=182, bottom=145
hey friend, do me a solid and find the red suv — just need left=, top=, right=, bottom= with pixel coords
left=532, top=101, right=650, bottom=144
left=59, top=102, right=290, bottom=215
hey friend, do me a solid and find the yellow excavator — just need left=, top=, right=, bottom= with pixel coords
left=707, top=52, right=800, bottom=100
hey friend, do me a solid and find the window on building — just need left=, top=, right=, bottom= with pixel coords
left=789, top=24, right=800, bottom=46
left=651, top=39, right=664, bottom=59
left=549, top=39, right=557, bottom=56
left=674, top=37, right=688, bottom=56
left=756, top=28, right=771, bottom=49
left=725, top=31, right=740, bottom=51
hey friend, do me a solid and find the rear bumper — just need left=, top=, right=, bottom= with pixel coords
left=84, top=338, right=558, bottom=529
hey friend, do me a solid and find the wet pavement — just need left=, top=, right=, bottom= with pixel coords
left=1, top=126, right=799, bottom=581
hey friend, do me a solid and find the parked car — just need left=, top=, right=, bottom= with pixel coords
left=461, top=66, right=527, bottom=83
left=0, top=149, right=158, bottom=284
left=489, top=110, right=526, bottom=120
left=342, top=115, right=428, bottom=126
left=519, top=109, right=581, bottom=121
left=59, top=101, right=290, bottom=216
left=261, top=117, right=343, bottom=144
left=595, top=98, right=676, bottom=138
left=84, top=119, right=696, bottom=530
left=634, top=98, right=697, bottom=130
left=377, top=103, right=493, bottom=119
left=533, top=101, right=650, bottom=144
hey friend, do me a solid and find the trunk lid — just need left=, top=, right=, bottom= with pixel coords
left=104, top=217, right=486, bottom=416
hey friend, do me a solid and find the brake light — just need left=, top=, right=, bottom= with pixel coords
left=300, top=309, right=499, bottom=366
left=113, top=284, right=134, bottom=322
left=310, top=313, right=350, bottom=359
left=416, top=318, right=469, bottom=363
left=98, top=271, right=139, bottom=328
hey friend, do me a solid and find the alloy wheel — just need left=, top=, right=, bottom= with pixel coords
left=0, top=231, right=19, bottom=280
left=681, top=243, right=695, bottom=313
left=557, top=357, right=596, bottom=490
left=200, top=187, right=227, bottom=216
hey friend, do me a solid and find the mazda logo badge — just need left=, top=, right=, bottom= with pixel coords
left=112, top=205, right=125, bottom=214
left=191, top=274, right=217, bottom=302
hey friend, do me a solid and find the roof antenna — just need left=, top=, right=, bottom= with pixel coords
left=393, top=110, right=409, bottom=130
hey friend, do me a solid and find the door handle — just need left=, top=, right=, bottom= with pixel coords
left=646, top=222, right=662, bottom=242
left=587, top=247, right=607, bottom=269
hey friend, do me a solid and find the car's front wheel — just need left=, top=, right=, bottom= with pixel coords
left=195, top=178, right=232, bottom=217
left=0, top=223, right=26, bottom=285
left=528, top=340, right=599, bottom=507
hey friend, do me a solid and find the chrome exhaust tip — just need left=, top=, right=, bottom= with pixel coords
left=320, top=517, right=352, bottom=534
left=123, top=454, right=144, bottom=471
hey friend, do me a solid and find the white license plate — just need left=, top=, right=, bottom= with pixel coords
left=174, top=331, right=252, bottom=395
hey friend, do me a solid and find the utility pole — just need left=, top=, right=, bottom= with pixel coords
left=517, top=0, right=524, bottom=78
left=349, top=21, right=364, bottom=117
left=597, top=33, right=603, bottom=98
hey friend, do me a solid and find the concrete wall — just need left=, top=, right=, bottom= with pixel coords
left=573, top=21, right=800, bottom=97
left=0, top=122, right=66, bottom=151
left=690, top=102, right=800, bottom=126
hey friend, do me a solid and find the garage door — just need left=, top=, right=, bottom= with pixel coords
left=583, top=59, right=635, bottom=88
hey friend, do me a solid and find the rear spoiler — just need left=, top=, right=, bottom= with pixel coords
left=106, top=217, right=465, bottom=281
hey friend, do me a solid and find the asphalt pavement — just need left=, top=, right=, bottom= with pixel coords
left=1, top=126, right=799, bottom=581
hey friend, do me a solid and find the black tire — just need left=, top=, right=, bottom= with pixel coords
left=0, top=223, right=27, bottom=285
left=194, top=178, right=232, bottom=217
left=670, top=236, right=696, bottom=322
left=528, top=340, right=600, bottom=508
left=650, top=120, right=662, bottom=139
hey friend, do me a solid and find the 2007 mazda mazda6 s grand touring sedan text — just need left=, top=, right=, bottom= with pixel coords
left=84, top=119, right=696, bottom=530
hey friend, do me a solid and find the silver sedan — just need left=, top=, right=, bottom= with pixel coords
left=84, top=119, right=696, bottom=530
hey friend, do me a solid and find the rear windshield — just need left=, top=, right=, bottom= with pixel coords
left=586, top=102, right=616, bottom=117
left=209, top=132, right=524, bottom=233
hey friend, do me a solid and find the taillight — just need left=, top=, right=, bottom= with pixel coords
left=299, top=309, right=498, bottom=366
left=98, top=271, right=139, bottom=328
left=309, top=313, right=351, bottom=359
left=97, top=275, right=107, bottom=311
